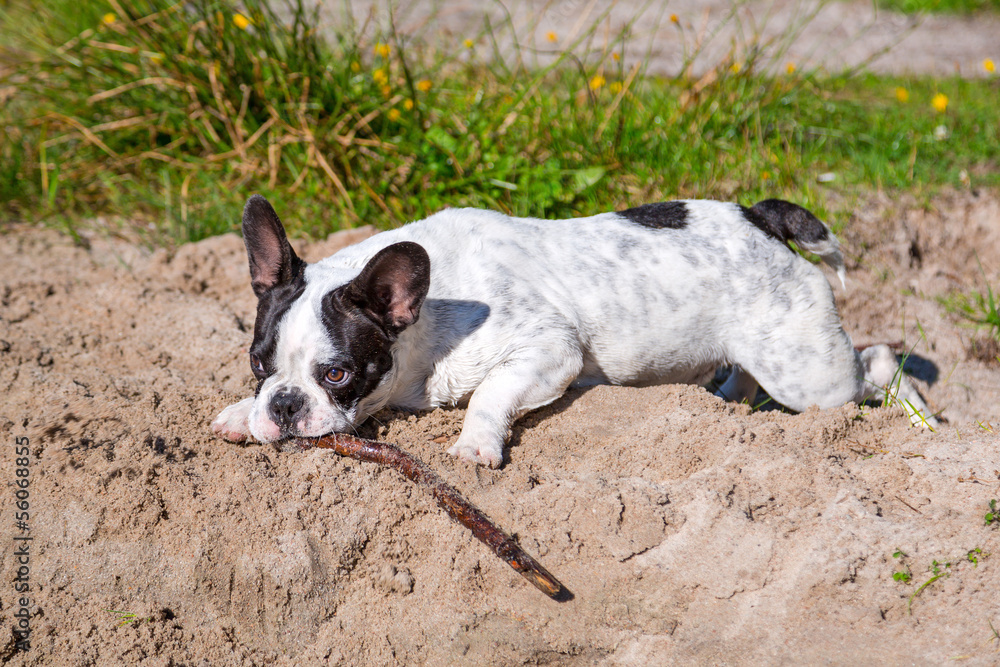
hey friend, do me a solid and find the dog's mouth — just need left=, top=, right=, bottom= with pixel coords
left=252, top=385, right=359, bottom=442
left=282, top=408, right=357, bottom=441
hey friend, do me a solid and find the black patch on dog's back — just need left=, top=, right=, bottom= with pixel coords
left=741, top=199, right=829, bottom=248
left=618, top=201, right=689, bottom=229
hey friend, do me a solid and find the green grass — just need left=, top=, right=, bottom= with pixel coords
left=940, top=261, right=1000, bottom=343
left=104, top=609, right=153, bottom=627
left=1, top=0, right=999, bottom=242
left=876, top=0, right=1000, bottom=14
left=894, top=548, right=990, bottom=615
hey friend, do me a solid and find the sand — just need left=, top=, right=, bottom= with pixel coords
left=1, top=188, right=998, bottom=665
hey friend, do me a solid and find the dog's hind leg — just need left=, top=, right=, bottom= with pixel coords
left=734, top=330, right=938, bottom=428
left=728, top=200, right=938, bottom=427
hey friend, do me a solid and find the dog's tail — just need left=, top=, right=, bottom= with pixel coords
left=745, top=198, right=846, bottom=289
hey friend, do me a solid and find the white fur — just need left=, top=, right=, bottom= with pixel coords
left=213, top=200, right=938, bottom=466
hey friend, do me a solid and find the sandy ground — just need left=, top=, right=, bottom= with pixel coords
left=0, top=187, right=998, bottom=665
left=2, top=1, right=1000, bottom=663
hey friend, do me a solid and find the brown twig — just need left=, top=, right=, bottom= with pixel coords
left=294, top=433, right=570, bottom=601
left=895, top=495, right=922, bottom=514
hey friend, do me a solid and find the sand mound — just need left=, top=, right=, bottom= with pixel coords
left=1, top=190, right=998, bottom=664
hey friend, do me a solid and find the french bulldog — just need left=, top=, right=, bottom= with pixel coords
left=212, top=195, right=937, bottom=466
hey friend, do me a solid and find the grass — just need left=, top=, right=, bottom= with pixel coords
left=908, top=558, right=951, bottom=613
left=104, top=609, right=153, bottom=627
left=892, top=549, right=913, bottom=583
left=894, top=548, right=990, bottom=615
left=940, top=260, right=1000, bottom=363
left=1, top=0, right=999, bottom=243
left=948, top=282, right=1000, bottom=339
left=876, top=0, right=1000, bottom=13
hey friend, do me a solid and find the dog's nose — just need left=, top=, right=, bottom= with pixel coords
left=270, top=390, right=306, bottom=427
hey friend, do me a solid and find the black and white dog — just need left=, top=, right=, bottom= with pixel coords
left=212, top=195, right=936, bottom=466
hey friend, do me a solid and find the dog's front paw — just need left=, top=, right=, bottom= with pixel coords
left=212, top=398, right=255, bottom=442
left=447, top=433, right=504, bottom=468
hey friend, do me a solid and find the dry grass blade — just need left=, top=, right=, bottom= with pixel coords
left=87, top=76, right=186, bottom=104
left=45, top=112, right=120, bottom=158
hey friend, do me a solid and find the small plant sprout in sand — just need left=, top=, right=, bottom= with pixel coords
left=105, top=609, right=153, bottom=627
left=908, top=559, right=951, bottom=614
left=892, top=549, right=912, bottom=584
left=986, top=499, right=998, bottom=527
left=900, top=548, right=991, bottom=615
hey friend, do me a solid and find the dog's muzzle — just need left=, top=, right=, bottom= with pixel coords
left=269, top=388, right=307, bottom=433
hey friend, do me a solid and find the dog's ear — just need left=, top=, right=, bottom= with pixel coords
left=241, top=194, right=303, bottom=297
left=343, top=242, right=431, bottom=335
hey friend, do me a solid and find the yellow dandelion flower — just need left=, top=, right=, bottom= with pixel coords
left=609, top=81, right=623, bottom=94
left=381, top=85, right=392, bottom=97
left=374, top=42, right=391, bottom=58
left=102, top=12, right=116, bottom=25
left=416, top=79, right=432, bottom=92
left=233, top=13, right=251, bottom=30
left=761, top=171, right=771, bottom=181
left=404, top=99, right=414, bottom=110
left=464, top=38, right=474, bottom=49
left=589, top=75, right=606, bottom=90
left=612, top=52, right=620, bottom=62
left=895, top=87, right=909, bottom=103
left=931, top=92, right=948, bottom=113
left=546, top=31, right=558, bottom=42
left=350, top=61, right=360, bottom=72
left=372, top=69, right=388, bottom=86
left=786, top=62, right=796, bottom=74
left=985, top=58, right=996, bottom=73
left=387, top=108, right=401, bottom=122
left=730, top=62, right=742, bottom=74
left=670, top=14, right=679, bottom=24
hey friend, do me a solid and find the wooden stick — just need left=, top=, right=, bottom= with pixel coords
left=294, top=433, right=569, bottom=601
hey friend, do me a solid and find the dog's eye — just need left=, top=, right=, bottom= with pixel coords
left=250, top=354, right=265, bottom=375
left=323, top=368, right=350, bottom=386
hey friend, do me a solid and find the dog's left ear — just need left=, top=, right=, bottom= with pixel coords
left=344, top=242, right=431, bottom=335
left=242, top=194, right=303, bottom=298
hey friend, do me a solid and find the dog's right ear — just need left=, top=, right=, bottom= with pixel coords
left=241, top=194, right=303, bottom=297
left=342, top=242, right=431, bottom=337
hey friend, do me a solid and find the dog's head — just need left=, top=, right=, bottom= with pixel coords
left=239, top=195, right=430, bottom=442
